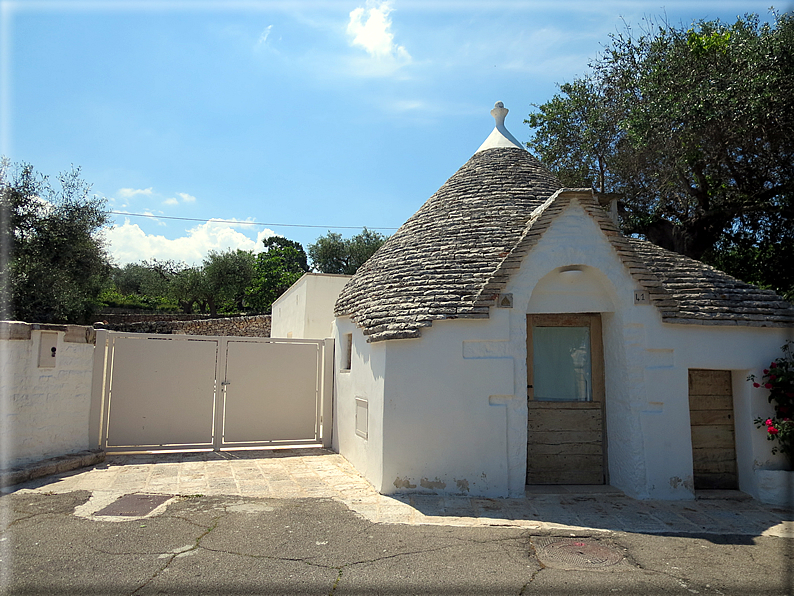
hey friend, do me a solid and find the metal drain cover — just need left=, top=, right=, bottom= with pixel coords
left=532, top=537, right=624, bottom=569
left=94, top=494, right=172, bottom=517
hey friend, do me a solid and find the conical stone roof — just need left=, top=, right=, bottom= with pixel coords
left=335, top=101, right=794, bottom=342
left=335, top=103, right=563, bottom=342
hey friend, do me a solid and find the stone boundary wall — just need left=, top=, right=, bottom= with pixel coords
left=96, top=312, right=218, bottom=325
left=95, top=314, right=272, bottom=337
left=0, top=321, right=95, bottom=472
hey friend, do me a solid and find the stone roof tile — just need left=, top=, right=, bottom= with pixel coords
left=627, top=238, right=794, bottom=327
left=335, top=145, right=794, bottom=341
left=334, top=147, right=562, bottom=342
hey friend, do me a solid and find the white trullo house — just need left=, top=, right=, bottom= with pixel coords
left=330, top=102, right=794, bottom=501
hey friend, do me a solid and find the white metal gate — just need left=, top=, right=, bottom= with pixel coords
left=89, top=330, right=333, bottom=453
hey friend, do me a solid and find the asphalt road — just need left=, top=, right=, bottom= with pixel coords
left=1, top=490, right=792, bottom=596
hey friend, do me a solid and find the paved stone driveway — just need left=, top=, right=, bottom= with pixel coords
left=10, top=448, right=794, bottom=537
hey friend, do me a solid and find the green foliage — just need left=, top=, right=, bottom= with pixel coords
left=526, top=12, right=794, bottom=299
left=246, top=238, right=309, bottom=312
left=1, top=158, right=111, bottom=323
left=686, top=28, right=731, bottom=55
left=308, top=228, right=388, bottom=274
left=262, top=236, right=309, bottom=271
left=101, top=260, right=183, bottom=313
left=703, top=200, right=794, bottom=302
left=112, top=262, right=171, bottom=297
left=99, top=241, right=307, bottom=317
left=98, top=286, right=178, bottom=312
left=202, top=249, right=256, bottom=316
left=525, top=79, right=619, bottom=192
left=168, top=266, right=207, bottom=314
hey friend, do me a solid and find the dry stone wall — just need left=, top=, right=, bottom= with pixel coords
left=95, top=314, right=271, bottom=337
left=97, top=312, right=216, bottom=324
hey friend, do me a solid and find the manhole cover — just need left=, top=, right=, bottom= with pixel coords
left=94, top=494, right=172, bottom=517
left=532, top=537, right=624, bottom=569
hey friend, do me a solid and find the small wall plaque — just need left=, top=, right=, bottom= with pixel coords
left=355, top=398, right=368, bottom=439
left=38, top=331, right=58, bottom=368
left=634, top=289, right=649, bottom=305
left=497, top=294, right=513, bottom=308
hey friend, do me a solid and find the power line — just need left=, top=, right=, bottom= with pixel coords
left=109, top=211, right=399, bottom=231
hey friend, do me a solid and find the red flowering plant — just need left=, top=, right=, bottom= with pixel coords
left=750, top=341, right=794, bottom=466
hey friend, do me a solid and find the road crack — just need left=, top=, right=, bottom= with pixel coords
left=328, top=567, right=343, bottom=595
left=517, top=567, right=543, bottom=595
left=629, top=558, right=725, bottom=595
left=127, top=513, right=224, bottom=596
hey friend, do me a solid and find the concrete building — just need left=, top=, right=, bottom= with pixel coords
left=271, top=273, right=352, bottom=340
left=331, top=102, right=794, bottom=501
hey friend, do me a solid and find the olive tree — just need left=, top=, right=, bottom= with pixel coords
left=1, top=159, right=111, bottom=323
left=308, top=228, right=387, bottom=275
left=526, top=12, right=794, bottom=298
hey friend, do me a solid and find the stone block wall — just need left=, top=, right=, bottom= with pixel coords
left=95, top=314, right=271, bottom=337
left=0, top=322, right=96, bottom=471
left=96, top=312, right=216, bottom=325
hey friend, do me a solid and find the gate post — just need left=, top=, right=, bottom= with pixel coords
left=213, top=337, right=227, bottom=451
left=321, top=338, right=335, bottom=449
left=88, top=329, right=109, bottom=450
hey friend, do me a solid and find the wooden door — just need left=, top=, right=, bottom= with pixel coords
left=689, top=369, right=738, bottom=490
left=526, top=314, right=606, bottom=485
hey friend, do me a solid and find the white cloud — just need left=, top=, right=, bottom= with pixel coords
left=347, top=1, right=410, bottom=62
left=258, top=25, right=273, bottom=45
left=106, top=219, right=277, bottom=266
left=117, top=187, right=153, bottom=198
left=178, top=192, right=197, bottom=203
left=163, top=198, right=179, bottom=206
left=142, top=210, right=167, bottom=226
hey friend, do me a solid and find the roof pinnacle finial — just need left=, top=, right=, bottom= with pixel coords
left=475, top=101, right=524, bottom=153
left=491, top=101, right=508, bottom=127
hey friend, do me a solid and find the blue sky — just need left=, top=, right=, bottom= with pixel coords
left=1, top=0, right=786, bottom=266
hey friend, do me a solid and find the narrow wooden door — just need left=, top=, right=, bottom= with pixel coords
left=689, top=369, right=738, bottom=490
left=526, top=314, right=606, bottom=485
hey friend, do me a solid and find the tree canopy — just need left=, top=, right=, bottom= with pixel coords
left=0, top=161, right=314, bottom=321
left=1, top=159, right=111, bottom=323
left=246, top=236, right=310, bottom=312
left=526, top=12, right=794, bottom=299
left=308, top=228, right=388, bottom=275
left=202, top=249, right=256, bottom=316
left=99, top=236, right=310, bottom=317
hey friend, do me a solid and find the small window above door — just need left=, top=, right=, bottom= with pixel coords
left=527, top=313, right=604, bottom=404
left=533, top=326, right=591, bottom=401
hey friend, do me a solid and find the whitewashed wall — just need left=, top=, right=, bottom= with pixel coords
left=1, top=323, right=95, bottom=470
left=332, top=317, right=386, bottom=487
left=380, top=314, right=516, bottom=497
left=333, top=198, right=793, bottom=500
left=504, top=201, right=641, bottom=497
left=272, top=273, right=352, bottom=339
left=505, top=200, right=793, bottom=499
left=646, top=324, right=793, bottom=500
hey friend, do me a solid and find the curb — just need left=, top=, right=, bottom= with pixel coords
left=1, top=449, right=106, bottom=488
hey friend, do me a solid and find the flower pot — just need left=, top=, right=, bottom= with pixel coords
left=755, top=469, right=794, bottom=507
